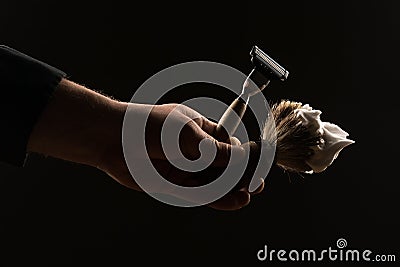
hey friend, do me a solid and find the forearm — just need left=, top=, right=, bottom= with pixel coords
left=27, top=78, right=127, bottom=168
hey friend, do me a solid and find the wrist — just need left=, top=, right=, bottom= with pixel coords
left=93, top=100, right=128, bottom=169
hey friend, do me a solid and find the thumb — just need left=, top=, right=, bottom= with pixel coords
left=192, top=121, right=246, bottom=167
left=205, top=138, right=247, bottom=167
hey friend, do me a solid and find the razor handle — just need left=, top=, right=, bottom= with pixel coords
left=214, top=68, right=271, bottom=142
left=215, top=97, right=247, bottom=142
left=214, top=45, right=288, bottom=143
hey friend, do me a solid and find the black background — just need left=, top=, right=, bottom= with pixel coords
left=1, top=0, right=399, bottom=266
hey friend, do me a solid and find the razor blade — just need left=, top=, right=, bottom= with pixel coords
left=250, top=45, right=289, bottom=82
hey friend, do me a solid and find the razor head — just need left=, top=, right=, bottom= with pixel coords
left=250, top=45, right=289, bottom=81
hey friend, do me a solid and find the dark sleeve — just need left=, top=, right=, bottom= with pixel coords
left=0, top=45, right=66, bottom=167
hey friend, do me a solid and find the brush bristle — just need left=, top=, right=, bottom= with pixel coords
left=263, top=100, right=322, bottom=173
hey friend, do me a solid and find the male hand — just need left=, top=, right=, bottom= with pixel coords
left=99, top=103, right=265, bottom=210
left=28, top=79, right=265, bottom=211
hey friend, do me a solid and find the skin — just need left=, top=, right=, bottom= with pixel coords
left=27, top=79, right=264, bottom=210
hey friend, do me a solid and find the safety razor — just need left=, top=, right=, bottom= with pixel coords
left=215, top=45, right=289, bottom=141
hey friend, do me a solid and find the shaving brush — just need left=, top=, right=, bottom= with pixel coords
left=247, top=99, right=354, bottom=174
left=263, top=100, right=322, bottom=173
